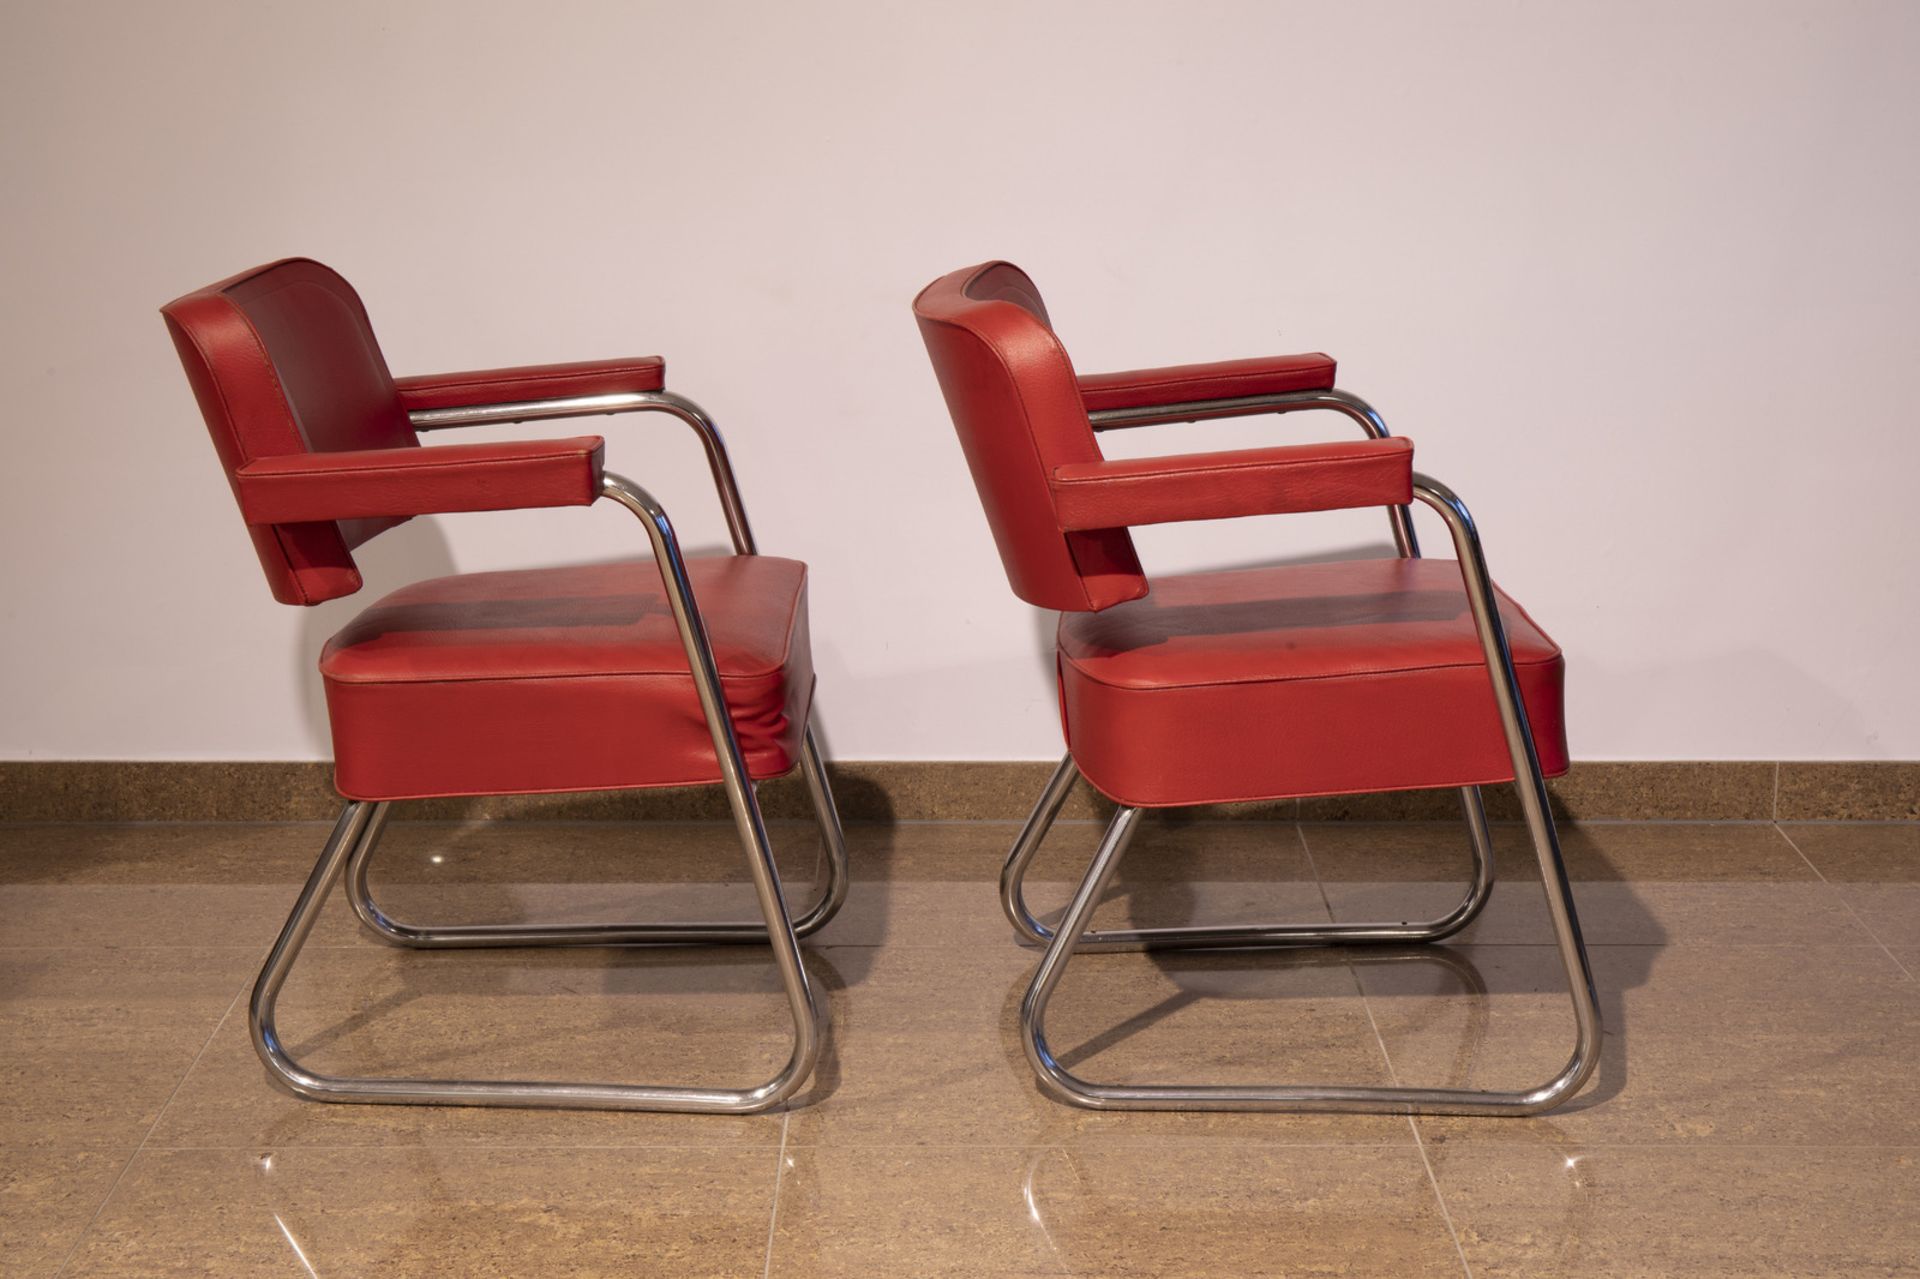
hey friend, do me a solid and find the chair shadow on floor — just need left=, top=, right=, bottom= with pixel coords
left=266, top=807, right=869, bottom=1102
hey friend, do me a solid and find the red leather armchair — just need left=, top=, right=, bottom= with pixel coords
left=163, top=258, right=845, bottom=1113
left=913, top=261, right=1601, bottom=1116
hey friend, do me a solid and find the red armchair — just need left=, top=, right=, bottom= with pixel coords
left=163, top=258, right=845, bottom=1113
left=913, top=261, right=1600, bottom=1115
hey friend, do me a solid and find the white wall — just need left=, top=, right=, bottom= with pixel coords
left=2, top=0, right=1916, bottom=763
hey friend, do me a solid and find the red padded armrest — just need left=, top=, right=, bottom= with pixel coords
left=234, top=437, right=605, bottom=524
left=395, top=357, right=666, bottom=418
left=1050, top=437, right=1412, bottom=531
left=1078, top=353, right=1337, bottom=424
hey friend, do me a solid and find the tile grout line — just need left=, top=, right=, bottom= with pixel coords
left=1773, top=823, right=1913, bottom=981
left=51, top=977, right=251, bottom=1278
left=1296, top=826, right=1474, bottom=1277
left=1357, top=980, right=1478, bottom=1279
left=760, top=1111, right=791, bottom=1279
left=1294, top=825, right=1476, bottom=1279
left=1288, top=823, right=1339, bottom=929
left=1353, top=962, right=1477, bottom=1279
left=1409, top=1119, right=1476, bottom=1279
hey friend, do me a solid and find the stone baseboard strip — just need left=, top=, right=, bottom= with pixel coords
left=0, top=760, right=1915, bottom=823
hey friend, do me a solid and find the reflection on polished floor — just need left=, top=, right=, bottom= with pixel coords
left=2, top=816, right=1915, bottom=1277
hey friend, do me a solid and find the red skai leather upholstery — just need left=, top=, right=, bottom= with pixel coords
left=1058, top=560, right=1566, bottom=807
left=1052, top=438, right=1412, bottom=530
left=1078, top=352, right=1337, bottom=422
left=324, top=558, right=812, bottom=801
left=163, top=259, right=424, bottom=606
left=913, top=263, right=1148, bottom=612
left=913, top=261, right=1568, bottom=809
left=397, top=357, right=666, bottom=417
left=164, top=258, right=815, bottom=800
left=234, top=437, right=605, bottom=523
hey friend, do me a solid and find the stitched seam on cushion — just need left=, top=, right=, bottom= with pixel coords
left=326, top=562, right=807, bottom=685
left=1058, top=648, right=1561, bottom=693
left=324, top=668, right=791, bottom=689
left=332, top=755, right=808, bottom=803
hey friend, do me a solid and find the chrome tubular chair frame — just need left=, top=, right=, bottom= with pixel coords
left=1087, top=386, right=1420, bottom=557
left=249, top=393, right=842, bottom=1114
left=1008, top=388, right=1485, bottom=951
left=408, top=388, right=762, bottom=554
left=1011, top=390, right=1603, bottom=1114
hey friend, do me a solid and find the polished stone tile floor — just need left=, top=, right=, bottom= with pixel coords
left=1, top=816, right=1915, bottom=1276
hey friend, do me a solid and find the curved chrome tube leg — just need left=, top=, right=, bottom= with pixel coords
left=253, top=792, right=821, bottom=1112
left=1409, top=472, right=1601, bottom=1107
left=343, top=721, right=849, bottom=949
left=1016, top=476, right=1600, bottom=1114
left=999, top=754, right=1083, bottom=942
left=248, top=471, right=829, bottom=1112
left=999, top=762, right=1496, bottom=951
left=794, top=724, right=852, bottom=933
left=1021, top=805, right=1143, bottom=1099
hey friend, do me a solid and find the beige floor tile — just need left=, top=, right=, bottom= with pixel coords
left=63, top=1145, right=779, bottom=1278
left=305, top=818, right=826, bottom=949
left=1305, top=822, right=1868, bottom=946
left=0, top=820, right=826, bottom=950
left=146, top=943, right=833, bottom=1148
left=0, top=1148, right=131, bottom=1278
left=0, top=882, right=296, bottom=950
left=769, top=1144, right=1465, bottom=1278
left=0, top=823, right=320, bottom=949
left=302, top=876, right=833, bottom=949
left=364, top=819, right=827, bottom=885
left=809, top=821, right=1038, bottom=949
left=0, top=823, right=324, bottom=884
left=1306, top=821, right=1823, bottom=883
left=1432, top=1144, right=1920, bottom=1278
left=0, top=948, right=257, bottom=1148
left=6, top=817, right=1915, bottom=1276
left=816, top=819, right=1326, bottom=948
left=788, top=942, right=1410, bottom=1147
left=1355, top=945, right=1920, bottom=1146
left=1777, top=823, right=1920, bottom=879
left=307, top=819, right=816, bottom=948
left=1780, top=822, right=1920, bottom=948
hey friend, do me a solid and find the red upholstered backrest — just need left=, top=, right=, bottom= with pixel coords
left=162, top=259, right=418, bottom=605
left=913, top=262, right=1146, bottom=612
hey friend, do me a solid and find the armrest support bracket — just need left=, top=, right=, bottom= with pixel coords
left=406, top=389, right=757, bottom=554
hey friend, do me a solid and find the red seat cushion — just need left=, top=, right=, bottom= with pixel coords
left=1056, top=559, right=1567, bottom=807
left=321, top=556, right=812, bottom=801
